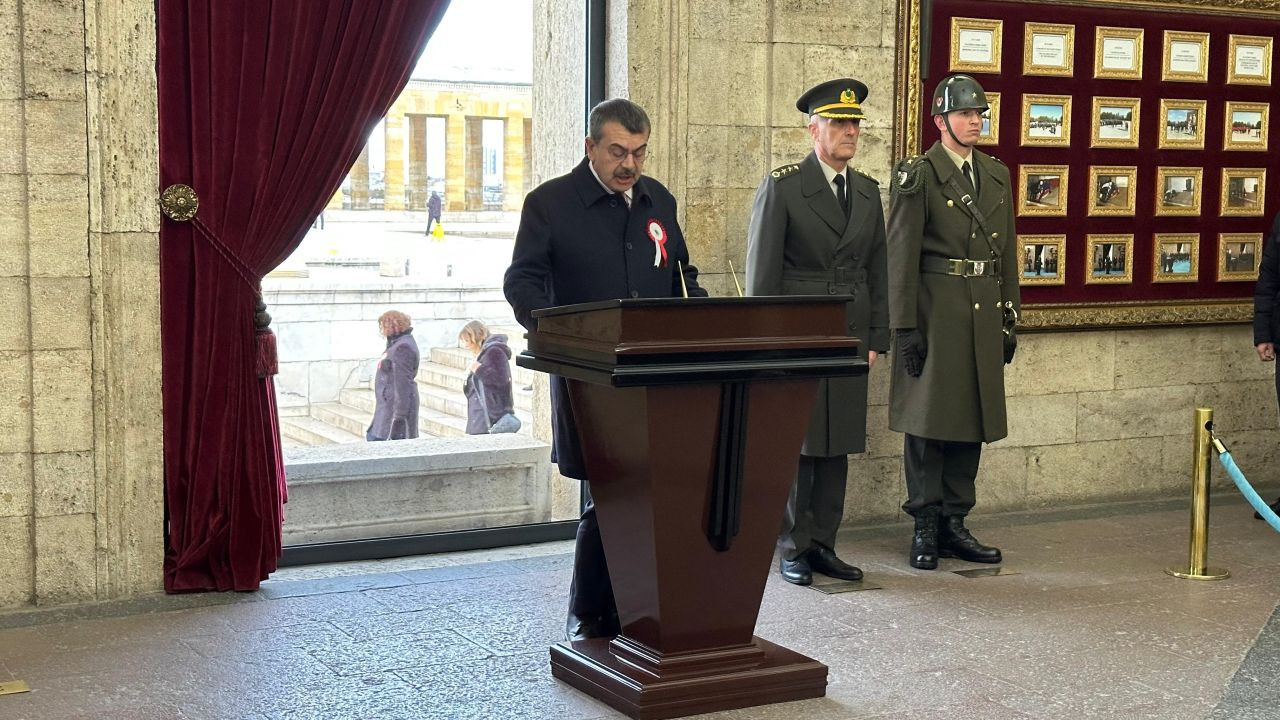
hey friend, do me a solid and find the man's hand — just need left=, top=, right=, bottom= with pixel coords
left=896, top=329, right=926, bottom=377
left=1003, top=330, right=1017, bottom=364
left=1258, top=342, right=1275, bottom=362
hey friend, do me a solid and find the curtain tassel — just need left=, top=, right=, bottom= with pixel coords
left=254, top=297, right=278, bottom=378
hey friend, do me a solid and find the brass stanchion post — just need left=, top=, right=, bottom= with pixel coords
left=1166, top=407, right=1230, bottom=580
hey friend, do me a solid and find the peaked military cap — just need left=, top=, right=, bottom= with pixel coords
left=796, top=78, right=868, bottom=120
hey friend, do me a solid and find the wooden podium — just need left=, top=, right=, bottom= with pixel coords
left=519, top=296, right=866, bottom=720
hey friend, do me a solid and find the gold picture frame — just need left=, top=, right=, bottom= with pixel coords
left=1094, top=26, right=1143, bottom=80
left=1155, top=166, right=1203, bottom=217
left=950, top=17, right=1003, bottom=74
left=1086, top=234, right=1134, bottom=284
left=1221, top=168, right=1267, bottom=217
left=1162, top=30, right=1210, bottom=82
left=1088, top=166, right=1137, bottom=217
left=1227, top=34, right=1273, bottom=85
left=1153, top=233, right=1200, bottom=283
left=1158, top=99, right=1207, bottom=150
left=1090, top=97, right=1140, bottom=149
left=977, top=92, right=1000, bottom=145
left=1020, top=235, right=1066, bottom=286
left=1018, top=165, right=1069, bottom=217
left=1024, top=22, right=1075, bottom=76
left=1020, top=94, right=1072, bottom=147
left=1224, top=101, right=1269, bottom=151
left=1219, top=233, right=1262, bottom=281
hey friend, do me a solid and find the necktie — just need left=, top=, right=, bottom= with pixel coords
left=962, top=160, right=978, bottom=195
left=834, top=173, right=849, bottom=217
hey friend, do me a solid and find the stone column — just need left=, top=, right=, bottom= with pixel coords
left=503, top=114, right=524, bottom=210
left=446, top=111, right=466, bottom=211
left=464, top=116, right=483, bottom=211
left=349, top=146, right=370, bottom=209
left=407, top=114, right=428, bottom=210
left=382, top=110, right=406, bottom=211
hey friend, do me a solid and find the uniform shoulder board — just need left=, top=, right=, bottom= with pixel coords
left=985, top=152, right=1005, bottom=165
left=769, top=163, right=801, bottom=181
left=851, top=167, right=880, bottom=185
left=894, top=155, right=925, bottom=195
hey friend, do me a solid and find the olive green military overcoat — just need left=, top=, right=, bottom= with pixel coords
left=746, top=152, right=889, bottom=457
left=887, top=142, right=1020, bottom=443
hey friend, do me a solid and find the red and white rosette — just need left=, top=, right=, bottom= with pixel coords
left=647, top=219, right=668, bottom=268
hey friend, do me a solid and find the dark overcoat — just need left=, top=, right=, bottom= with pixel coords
left=503, top=158, right=706, bottom=479
left=1253, top=213, right=1280, bottom=345
left=366, top=330, right=420, bottom=441
left=887, top=142, right=1019, bottom=443
left=746, top=152, right=889, bottom=456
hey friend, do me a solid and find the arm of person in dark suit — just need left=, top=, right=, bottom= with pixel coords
left=745, top=177, right=785, bottom=296
left=389, top=343, right=418, bottom=429
left=866, top=194, right=890, bottom=355
left=667, top=199, right=709, bottom=298
left=1253, top=212, right=1280, bottom=355
left=504, top=192, right=554, bottom=331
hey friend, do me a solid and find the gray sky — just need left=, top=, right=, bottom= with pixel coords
left=412, top=0, right=533, bottom=84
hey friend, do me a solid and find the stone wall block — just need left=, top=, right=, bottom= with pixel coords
left=28, top=173, right=90, bottom=277
left=1113, top=327, right=1230, bottom=390
left=0, top=0, right=19, bottom=100
left=690, top=0, right=766, bottom=41
left=23, top=0, right=87, bottom=101
left=35, top=512, right=96, bottom=604
left=842, top=455, right=904, bottom=524
left=1026, top=437, right=1167, bottom=506
left=867, top=359, right=891, bottom=406
left=881, top=0, right=898, bottom=48
left=684, top=187, right=728, bottom=272
left=773, top=0, right=881, bottom=45
left=0, top=99, right=21, bottom=172
left=1076, top=385, right=1197, bottom=442
left=769, top=127, right=811, bottom=169
left=1220, top=327, right=1276, bottom=383
left=723, top=188, right=757, bottom=274
left=31, top=276, right=91, bottom=350
left=0, top=517, right=34, bottom=606
left=31, top=348, right=94, bottom=453
left=34, top=450, right=94, bottom=516
left=686, top=39, right=768, bottom=127
left=972, top=446, right=1029, bottom=514
left=1195, top=380, right=1277, bottom=434
left=992, top=393, right=1076, bottom=448
left=851, top=130, right=894, bottom=183
left=0, top=174, right=26, bottom=276
left=1004, top=331, right=1115, bottom=396
left=800, top=45, right=896, bottom=139
left=25, top=99, right=88, bottom=174
left=0, top=451, right=32, bottom=518
left=769, top=43, right=807, bottom=125
left=864, top=403, right=899, bottom=458
left=685, top=124, right=767, bottom=189
left=0, top=276, right=29, bottom=350
left=0, top=350, right=32, bottom=453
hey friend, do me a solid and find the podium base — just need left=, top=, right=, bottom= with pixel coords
left=549, top=636, right=827, bottom=720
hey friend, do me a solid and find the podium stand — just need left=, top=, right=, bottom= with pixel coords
left=519, top=296, right=866, bottom=720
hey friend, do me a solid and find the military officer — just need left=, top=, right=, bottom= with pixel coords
left=746, top=78, right=889, bottom=586
left=887, top=74, right=1019, bottom=570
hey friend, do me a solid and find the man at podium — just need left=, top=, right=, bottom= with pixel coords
left=745, top=78, right=889, bottom=586
left=504, top=98, right=706, bottom=642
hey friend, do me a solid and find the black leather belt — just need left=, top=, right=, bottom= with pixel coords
left=920, top=254, right=999, bottom=277
left=781, top=267, right=867, bottom=284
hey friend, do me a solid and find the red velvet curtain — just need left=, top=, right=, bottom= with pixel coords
left=157, top=0, right=449, bottom=592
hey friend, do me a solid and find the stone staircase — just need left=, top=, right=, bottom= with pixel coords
left=279, top=331, right=534, bottom=447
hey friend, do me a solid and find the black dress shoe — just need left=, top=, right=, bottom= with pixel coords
left=779, top=554, right=812, bottom=585
left=939, top=515, right=1002, bottom=563
left=565, top=614, right=612, bottom=642
left=807, top=545, right=863, bottom=581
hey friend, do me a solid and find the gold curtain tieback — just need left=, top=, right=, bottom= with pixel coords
left=160, top=183, right=200, bottom=222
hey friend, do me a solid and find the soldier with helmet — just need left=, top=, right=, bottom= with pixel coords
left=746, top=78, right=889, bottom=586
left=887, top=74, right=1020, bottom=570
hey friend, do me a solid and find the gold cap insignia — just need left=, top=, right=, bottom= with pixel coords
left=840, top=88, right=856, bottom=104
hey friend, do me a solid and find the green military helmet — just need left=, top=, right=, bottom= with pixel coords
left=931, top=74, right=988, bottom=115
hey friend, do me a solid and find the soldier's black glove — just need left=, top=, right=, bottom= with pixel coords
left=1003, top=329, right=1017, bottom=364
left=896, top=328, right=927, bottom=377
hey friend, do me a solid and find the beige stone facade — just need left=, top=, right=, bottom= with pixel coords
left=0, top=0, right=1276, bottom=612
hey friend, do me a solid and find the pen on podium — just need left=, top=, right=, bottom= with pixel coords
left=728, top=259, right=744, bottom=297
left=677, top=260, right=689, bottom=298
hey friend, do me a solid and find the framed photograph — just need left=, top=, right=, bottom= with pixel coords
left=1094, top=26, right=1143, bottom=80
left=1024, top=22, right=1075, bottom=76
left=1155, top=166, right=1203, bottom=217
left=1162, top=31, right=1209, bottom=82
left=1090, top=97, right=1140, bottom=149
left=1158, top=99, right=1207, bottom=150
left=1088, top=166, right=1137, bottom=217
left=1227, top=34, right=1273, bottom=85
left=1020, top=235, right=1066, bottom=286
left=1086, top=234, right=1134, bottom=284
left=1018, top=165, right=1069, bottom=217
left=1221, top=168, right=1267, bottom=217
left=977, top=92, right=1000, bottom=145
left=1152, top=234, right=1200, bottom=283
left=1224, top=101, right=1269, bottom=151
left=950, top=17, right=1003, bottom=74
left=1020, top=94, right=1072, bottom=147
left=1219, top=233, right=1262, bottom=281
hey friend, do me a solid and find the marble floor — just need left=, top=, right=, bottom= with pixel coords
left=2, top=496, right=1279, bottom=720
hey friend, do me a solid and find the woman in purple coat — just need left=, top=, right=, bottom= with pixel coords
left=459, top=321, right=519, bottom=434
left=366, top=310, right=420, bottom=441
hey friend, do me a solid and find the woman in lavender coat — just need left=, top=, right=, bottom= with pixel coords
left=366, top=310, right=420, bottom=441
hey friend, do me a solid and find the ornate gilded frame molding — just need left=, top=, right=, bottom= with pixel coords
left=894, top=0, right=1275, bottom=330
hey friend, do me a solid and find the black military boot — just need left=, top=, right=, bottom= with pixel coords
left=910, top=508, right=940, bottom=570
left=939, top=515, right=1002, bottom=563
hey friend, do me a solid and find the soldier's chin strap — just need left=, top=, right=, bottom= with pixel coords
left=942, top=113, right=974, bottom=149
